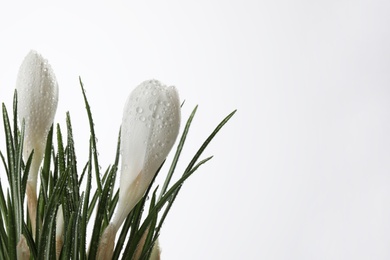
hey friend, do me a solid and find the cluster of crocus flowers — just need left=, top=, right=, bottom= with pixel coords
left=97, top=80, right=181, bottom=259
left=14, top=50, right=181, bottom=259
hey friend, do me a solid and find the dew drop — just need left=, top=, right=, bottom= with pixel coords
left=149, top=103, right=157, bottom=111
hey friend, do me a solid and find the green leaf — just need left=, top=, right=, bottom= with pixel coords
left=88, top=161, right=117, bottom=260
left=7, top=193, right=16, bottom=260
left=38, top=167, right=68, bottom=258
left=22, top=222, right=37, bottom=259
left=66, top=112, right=80, bottom=207
left=60, top=212, right=75, bottom=260
left=159, top=105, right=198, bottom=199
left=41, top=125, right=54, bottom=203
left=2, top=103, right=15, bottom=182
left=79, top=139, right=93, bottom=260
left=0, top=210, right=9, bottom=259
left=79, top=77, right=102, bottom=194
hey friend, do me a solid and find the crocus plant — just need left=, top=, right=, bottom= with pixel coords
left=97, top=80, right=181, bottom=259
left=16, top=50, right=59, bottom=238
left=0, top=50, right=236, bottom=260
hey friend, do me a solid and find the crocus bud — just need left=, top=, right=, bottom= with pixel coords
left=97, top=80, right=180, bottom=259
left=113, top=79, right=181, bottom=229
left=16, top=50, right=59, bottom=237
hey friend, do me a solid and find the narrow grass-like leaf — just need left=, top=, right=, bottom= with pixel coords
left=108, top=190, right=119, bottom=219
left=21, top=152, right=33, bottom=204
left=133, top=108, right=236, bottom=248
left=41, top=125, right=54, bottom=201
left=133, top=155, right=217, bottom=255
left=7, top=193, right=16, bottom=260
left=14, top=121, right=25, bottom=241
left=38, top=167, right=68, bottom=258
left=88, top=163, right=116, bottom=260
left=120, top=161, right=164, bottom=259
left=0, top=151, right=9, bottom=180
left=57, top=124, right=65, bottom=177
left=79, top=77, right=102, bottom=194
left=159, top=105, right=198, bottom=199
left=12, top=90, right=18, bottom=158
left=80, top=139, right=93, bottom=260
left=0, top=177, right=8, bottom=227
left=87, top=166, right=111, bottom=222
left=112, top=209, right=134, bottom=260
left=22, top=222, right=37, bottom=259
left=73, top=194, right=84, bottom=259
left=0, top=212, right=9, bottom=259
left=2, top=104, right=15, bottom=182
left=184, top=109, right=236, bottom=175
left=78, top=162, right=89, bottom=186
left=120, top=199, right=146, bottom=259
left=154, top=156, right=213, bottom=242
left=121, top=170, right=162, bottom=259
left=66, top=112, right=80, bottom=207
left=60, top=212, right=75, bottom=260
left=140, top=188, right=159, bottom=260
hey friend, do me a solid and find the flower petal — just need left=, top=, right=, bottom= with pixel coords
left=16, top=50, right=59, bottom=161
left=113, top=79, right=181, bottom=228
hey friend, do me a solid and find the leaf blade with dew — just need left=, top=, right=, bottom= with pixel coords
left=7, top=193, right=16, bottom=260
left=21, top=151, right=34, bottom=205
left=12, top=90, right=19, bottom=165
left=40, top=125, right=54, bottom=202
left=2, top=104, right=15, bottom=191
left=0, top=208, right=10, bottom=259
left=37, top=166, right=68, bottom=258
left=79, top=77, right=102, bottom=194
left=106, top=129, right=121, bottom=221
left=78, top=161, right=89, bottom=186
left=79, top=139, right=93, bottom=260
left=0, top=174, right=8, bottom=227
left=14, top=117, right=26, bottom=242
left=184, top=109, right=236, bottom=175
left=56, top=124, right=66, bottom=177
left=73, top=193, right=84, bottom=259
left=0, top=151, right=9, bottom=180
left=159, top=105, right=198, bottom=200
left=139, top=187, right=159, bottom=260
left=66, top=112, right=80, bottom=207
left=59, top=212, right=75, bottom=260
left=22, top=222, right=37, bottom=259
left=153, top=110, right=236, bottom=236
left=154, top=156, right=213, bottom=239
left=137, top=110, right=236, bottom=248
left=88, top=162, right=117, bottom=260
left=87, top=165, right=111, bottom=222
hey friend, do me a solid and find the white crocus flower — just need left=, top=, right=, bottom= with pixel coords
left=16, top=50, right=59, bottom=237
left=97, top=79, right=181, bottom=259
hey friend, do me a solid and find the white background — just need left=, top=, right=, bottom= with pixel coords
left=1, top=1, right=390, bottom=259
